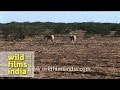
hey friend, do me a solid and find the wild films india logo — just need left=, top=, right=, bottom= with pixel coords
left=0, top=51, right=34, bottom=77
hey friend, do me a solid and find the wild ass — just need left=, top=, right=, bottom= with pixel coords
left=44, top=35, right=55, bottom=43
left=70, top=35, right=76, bottom=43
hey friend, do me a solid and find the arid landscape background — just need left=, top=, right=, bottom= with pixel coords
left=0, top=31, right=120, bottom=79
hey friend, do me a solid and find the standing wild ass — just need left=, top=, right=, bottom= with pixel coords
left=44, top=35, right=55, bottom=43
left=70, top=35, right=76, bottom=43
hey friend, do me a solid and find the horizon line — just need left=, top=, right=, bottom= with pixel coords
left=0, top=21, right=119, bottom=24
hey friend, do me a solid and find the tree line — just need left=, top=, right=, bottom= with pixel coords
left=0, top=22, right=120, bottom=40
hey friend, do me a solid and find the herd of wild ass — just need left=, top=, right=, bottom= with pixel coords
left=44, top=34, right=76, bottom=43
left=0, top=34, right=77, bottom=43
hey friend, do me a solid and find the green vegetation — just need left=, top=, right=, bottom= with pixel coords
left=0, top=22, right=120, bottom=40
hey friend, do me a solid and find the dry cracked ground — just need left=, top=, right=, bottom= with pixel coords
left=0, top=35, right=120, bottom=79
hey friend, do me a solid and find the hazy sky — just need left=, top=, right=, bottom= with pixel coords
left=0, top=11, right=120, bottom=23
